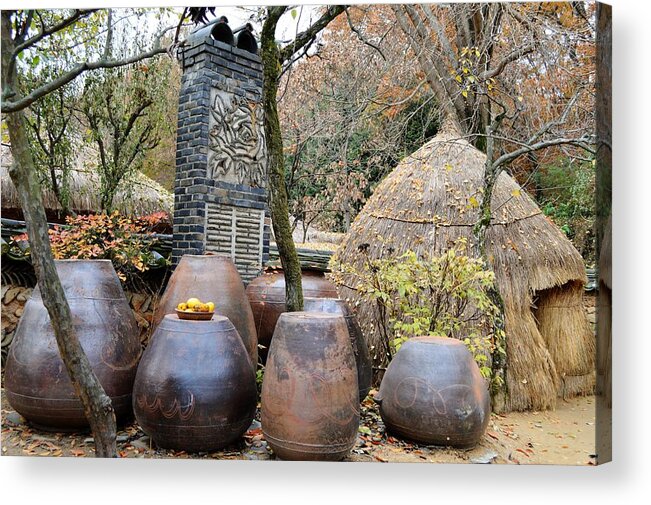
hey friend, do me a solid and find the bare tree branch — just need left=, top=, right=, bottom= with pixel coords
left=13, top=9, right=97, bottom=57
left=345, top=7, right=386, bottom=60
left=392, top=5, right=456, bottom=120
left=16, top=11, right=35, bottom=44
left=279, top=6, right=346, bottom=63
left=420, top=4, right=456, bottom=63
left=2, top=46, right=168, bottom=113
left=526, top=87, right=584, bottom=145
left=102, top=9, right=113, bottom=60
left=479, top=42, right=536, bottom=81
left=492, top=135, right=595, bottom=170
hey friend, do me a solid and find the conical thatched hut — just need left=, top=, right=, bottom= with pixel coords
left=331, top=130, right=595, bottom=412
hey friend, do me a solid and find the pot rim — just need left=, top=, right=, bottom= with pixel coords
left=408, top=336, right=464, bottom=346
left=279, top=311, right=344, bottom=321
left=54, top=258, right=113, bottom=263
left=181, top=253, right=232, bottom=260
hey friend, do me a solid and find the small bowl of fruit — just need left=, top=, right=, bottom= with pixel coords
left=176, top=297, right=216, bottom=321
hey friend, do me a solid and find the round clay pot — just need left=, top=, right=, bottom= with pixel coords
left=4, top=260, right=141, bottom=430
left=376, top=336, right=490, bottom=449
left=303, top=297, right=372, bottom=401
left=246, top=268, right=337, bottom=362
left=261, top=312, right=359, bottom=461
left=153, top=254, right=257, bottom=368
left=133, top=314, right=256, bottom=452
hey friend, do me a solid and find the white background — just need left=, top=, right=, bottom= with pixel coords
left=1, top=0, right=649, bottom=503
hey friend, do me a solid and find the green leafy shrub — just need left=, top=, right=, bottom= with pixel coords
left=331, top=239, right=505, bottom=384
left=537, top=159, right=595, bottom=264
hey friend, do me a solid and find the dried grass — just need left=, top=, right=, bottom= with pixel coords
left=331, top=130, right=594, bottom=411
left=533, top=283, right=596, bottom=398
left=1, top=164, right=173, bottom=217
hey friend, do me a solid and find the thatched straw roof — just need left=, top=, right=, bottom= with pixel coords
left=331, top=130, right=595, bottom=412
left=1, top=147, right=173, bottom=218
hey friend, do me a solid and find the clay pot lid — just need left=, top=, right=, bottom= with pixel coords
left=279, top=311, right=343, bottom=320
left=182, top=253, right=231, bottom=260
left=55, top=258, right=113, bottom=263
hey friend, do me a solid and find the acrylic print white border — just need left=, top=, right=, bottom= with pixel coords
left=1, top=0, right=649, bottom=504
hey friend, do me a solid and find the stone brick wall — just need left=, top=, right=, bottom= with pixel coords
left=1, top=285, right=32, bottom=365
left=173, top=36, right=269, bottom=282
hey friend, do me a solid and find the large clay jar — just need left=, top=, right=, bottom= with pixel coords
left=4, top=260, right=141, bottom=430
left=133, top=314, right=256, bottom=452
left=246, top=268, right=337, bottom=362
left=261, top=312, right=359, bottom=461
left=303, top=297, right=372, bottom=401
left=376, top=336, right=490, bottom=448
left=153, top=254, right=257, bottom=368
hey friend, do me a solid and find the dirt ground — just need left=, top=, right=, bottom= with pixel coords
left=0, top=387, right=596, bottom=465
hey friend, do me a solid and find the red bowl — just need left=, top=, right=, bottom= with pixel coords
left=175, top=309, right=215, bottom=321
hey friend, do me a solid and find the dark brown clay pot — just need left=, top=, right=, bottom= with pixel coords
left=4, top=260, right=141, bottom=430
left=303, top=297, right=372, bottom=401
left=376, top=336, right=490, bottom=449
left=246, top=268, right=337, bottom=362
left=261, top=312, right=359, bottom=461
left=154, top=254, right=257, bottom=368
left=133, top=314, right=256, bottom=452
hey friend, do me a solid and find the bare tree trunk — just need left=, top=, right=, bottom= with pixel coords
left=302, top=220, right=309, bottom=244
left=595, top=1, right=612, bottom=464
left=2, top=13, right=117, bottom=457
left=261, top=6, right=304, bottom=312
left=473, top=119, right=508, bottom=410
left=6, top=111, right=118, bottom=457
left=595, top=4, right=612, bottom=260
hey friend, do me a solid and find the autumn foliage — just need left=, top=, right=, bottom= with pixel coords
left=46, top=211, right=168, bottom=280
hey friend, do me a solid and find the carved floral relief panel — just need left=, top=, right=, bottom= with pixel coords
left=207, top=89, right=266, bottom=188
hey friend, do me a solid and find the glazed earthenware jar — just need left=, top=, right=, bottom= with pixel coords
left=246, top=268, right=338, bottom=362
left=153, top=254, right=258, bottom=368
left=133, top=314, right=256, bottom=452
left=4, top=260, right=141, bottom=430
left=376, top=336, right=490, bottom=448
left=261, top=312, right=359, bottom=461
left=303, top=297, right=372, bottom=401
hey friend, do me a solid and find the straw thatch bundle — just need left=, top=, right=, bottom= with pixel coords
left=1, top=155, right=173, bottom=219
left=331, top=130, right=595, bottom=412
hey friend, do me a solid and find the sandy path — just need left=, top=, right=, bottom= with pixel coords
left=489, top=395, right=596, bottom=465
left=1, top=387, right=595, bottom=465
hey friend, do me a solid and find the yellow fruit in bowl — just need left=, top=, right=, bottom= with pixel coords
left=186, top=297, right=201, bottom=309
left=177, top=302, right=188, bottom=311
left=206, top=302, right=215, bottom=312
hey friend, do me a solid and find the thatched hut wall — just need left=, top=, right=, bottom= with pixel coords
left=1, top=163, right=173, bottom=220
left=331, top=131, right=595, bottom=412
